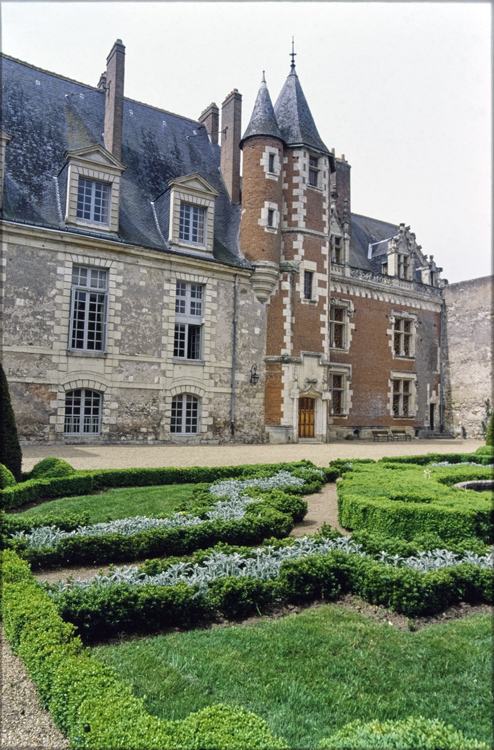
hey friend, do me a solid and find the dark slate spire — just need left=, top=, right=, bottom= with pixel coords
left=240, top=72, right=283, bottom=147
left=273, top=61, right=329, bottom=155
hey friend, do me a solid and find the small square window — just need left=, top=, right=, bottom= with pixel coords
left=77, top=178, right=110, bottom=224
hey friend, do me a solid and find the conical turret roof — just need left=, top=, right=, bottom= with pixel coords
left=274, top=65, right=329, bottom=155
left=240, top=74, right=283, bottom=147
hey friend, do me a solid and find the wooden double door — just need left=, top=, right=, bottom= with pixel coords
left=298, top=397, right=315, bottom=438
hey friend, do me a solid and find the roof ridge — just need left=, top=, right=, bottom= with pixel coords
left=1, top=53, right=99, bottom=91
left=1, top=53, right=204, bottom=128
left=352, top=211, right=399, bottom=227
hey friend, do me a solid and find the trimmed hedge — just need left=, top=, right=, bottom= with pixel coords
left=50, top=548, right=494, bottom=640
left=1, top=460, right=318, bottom=511
left=9, top=504, right=294, bottom=569
left=337, top=463, right=493, bottom=543
left=2, top=550, right=287, bottom=750
left=317, top=716, right=489, bottom=749
left=0, top=463, right=16, bottom=489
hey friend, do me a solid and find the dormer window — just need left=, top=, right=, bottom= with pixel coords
left=308, top=155, right=319, bottom=187
left=64, top=145, right=125, bottom=234
left=168, top=174, right=218, bottom=253
left=77, top=178, right=110, bottom=224
left=332, top=236, right=342, bottom=264
left=179, top=203, right=206, bottom=245
left=398, top=254, right=410, bottom=280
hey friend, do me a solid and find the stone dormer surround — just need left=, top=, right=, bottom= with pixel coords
left=167, top=173, right=219, bottom=254
left=64, top=145, right=125, bottom=235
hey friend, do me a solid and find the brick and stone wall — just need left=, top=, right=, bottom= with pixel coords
left=443, top=276, right=493, bottom=439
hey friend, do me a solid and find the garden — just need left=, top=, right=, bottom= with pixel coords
left=1, top=439, right=493, bottom=749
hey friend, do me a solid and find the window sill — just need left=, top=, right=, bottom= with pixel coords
left=307, top=184, right=323, bottom=193
left=302, top=298, right=318, bottom=305
left=393, top=354, right=415, bottom=360
left=172, top=358, right=205, bottom=366
left=69, top=218, right=112, bottom=233
left=330, top=346, right=349, bottom=353
left=67, top=349, right=107, bottom=358
left=263, top=226, right=278, bottom=234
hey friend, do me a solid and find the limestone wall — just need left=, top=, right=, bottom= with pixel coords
left=2, top=224, right=268, bottom=445
left=443, top=276, right=493, bottom=439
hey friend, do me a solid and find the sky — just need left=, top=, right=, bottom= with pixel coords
left=1, top=1, right=491, bottom=284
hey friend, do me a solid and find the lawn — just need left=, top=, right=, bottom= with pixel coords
left=92, top=604, right=493, bottom=749
left=13, top=483, right=194, bottom=524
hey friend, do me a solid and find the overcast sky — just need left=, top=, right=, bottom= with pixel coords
left=1, top=1, right=491, bottom=284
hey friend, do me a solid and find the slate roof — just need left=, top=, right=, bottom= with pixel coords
left=241, top=75, right=282, bottom=145
left=274, top=66, right=330, bottom=157
left=1, top=54, right=248, bottom=269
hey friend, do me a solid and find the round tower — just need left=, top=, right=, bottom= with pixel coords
left=240, top=74, right=284, bottom=267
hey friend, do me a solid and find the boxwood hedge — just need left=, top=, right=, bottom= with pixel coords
left=337, top=463, right=493, bottom=543
left=2, top=550, right=287, bottom=750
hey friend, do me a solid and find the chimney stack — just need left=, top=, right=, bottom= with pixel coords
left=334, top=157, right=351, bottom=228
left=104, top=39, right=125, bottom=160
left=220, top=89, right=242, bottom=204
left=199, top=103, right=219, bottom=145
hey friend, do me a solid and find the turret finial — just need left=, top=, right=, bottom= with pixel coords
left=290, top=37, right=297, bottom=71
left=262, top=70, right=266, bottom=84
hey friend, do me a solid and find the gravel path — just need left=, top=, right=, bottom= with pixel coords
left=1, top=625, right=69, bottom=750
left=20, top=438, right=482, bottom=472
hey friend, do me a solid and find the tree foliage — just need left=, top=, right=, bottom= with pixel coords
left=0, top=361, right=22, bottom=480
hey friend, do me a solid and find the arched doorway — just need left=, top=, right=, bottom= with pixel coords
left=298, top=397, right=315, bottom=438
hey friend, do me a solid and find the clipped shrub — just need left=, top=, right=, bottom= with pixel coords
left=29, top=457, right=76, bottom=480
left=0, top=362, right=22, bottom=481
left=0, top=463, right=16, bottom=489
left=169, top=703, right=288, bottom=750
left=485, top=413, right=494, bottom=447
left=317, top=716, right=489, bottom=749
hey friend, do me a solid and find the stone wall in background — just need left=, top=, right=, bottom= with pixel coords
left=443, top=276, right=493, bottom=439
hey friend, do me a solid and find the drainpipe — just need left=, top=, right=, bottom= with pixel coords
left=230, top=274, right=238, bottom=437
left=439, top=297, right=445, bottom=433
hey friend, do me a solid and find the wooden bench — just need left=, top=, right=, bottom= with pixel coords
left=372, top=430, right=393, bottom=442
left=391, top=430, right=412, bottom=441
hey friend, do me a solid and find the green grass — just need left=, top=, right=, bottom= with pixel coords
left=92, top=606, right=493, bottom=749
left=15, top=484, right=194, bottom=524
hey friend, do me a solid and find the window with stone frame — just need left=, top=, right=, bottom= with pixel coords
left=69, top=266, right=108, bottom=352
left=329, top=304, right=346, bottom=349
left=174, top=282, right=204, bottom=360
left=304, top=271, right=314, bottom=300
left=398, top=254, right=411, bottom=280
left=393, top=317, right=414, bottom=357
left=64, top=389, right=102, bottom=435
left=392, top=378, right=412, bottom=417
left=331, top=235, right=343, bottom=264
left=179, top=203, right=206, bottom=245
left=77, top=178, right=110, bottom=224
left=308, top=155, right=320, bottom=187
left=171, top=394, right=200, bottom=434
left=330, top=372, right=346, bottom=416
left=268, top=153, right=275, bottom=173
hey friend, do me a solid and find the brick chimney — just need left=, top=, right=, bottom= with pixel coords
left=104, top=39, right=125, bottom=160
left=199, top=103, right=219, bottom=145
left=334, top=157, right=351, bottom=227
left=220, top=89, right=242, bottom=204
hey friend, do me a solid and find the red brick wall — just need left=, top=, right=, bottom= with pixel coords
left=241, top=136, right=283, bottom=263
